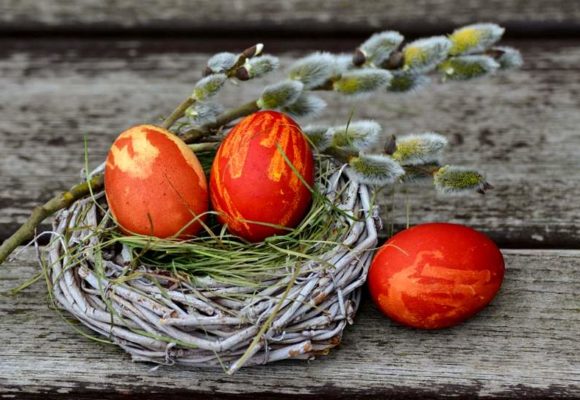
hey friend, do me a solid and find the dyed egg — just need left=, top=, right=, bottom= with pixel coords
left=368, top=223, right=504, bottom=329
left=105, top=125, right=208, bottom=238
left=210, top=111, right=315, bottom=242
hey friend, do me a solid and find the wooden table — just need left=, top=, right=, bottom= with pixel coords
left=1, top=2, right=579, bottom=399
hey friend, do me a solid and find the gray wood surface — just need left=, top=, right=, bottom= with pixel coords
left=1, top=0, right=579, bottom=35
left=1, top=247, right=578, bottom=399
left=0, top=5, right=579, bottom=395
left=1, top=39, right=579, bottom=247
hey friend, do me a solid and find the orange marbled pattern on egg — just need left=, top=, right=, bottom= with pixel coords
left=368, top=223, right=505, bottom=329
left=210, top=111, right=314, bottom=242
left=105, top=125, right=208, bottom=238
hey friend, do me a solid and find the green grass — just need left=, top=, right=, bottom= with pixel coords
left=100, top=155, right=355, bottom=291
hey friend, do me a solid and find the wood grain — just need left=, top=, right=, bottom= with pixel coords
left=0, top=247, right=578, bottom=399
left=0, top=0, right=579, bottom=36
left=0, top=39, right=579, bottom=247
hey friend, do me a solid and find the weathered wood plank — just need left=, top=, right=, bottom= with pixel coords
left=0, top=39, right=579, bottom=247
left=0, top=0, right=580, bottom=36
left=0, top=247, right=578, bottom=399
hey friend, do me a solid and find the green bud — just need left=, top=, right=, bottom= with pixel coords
left=303, top=125, right=332, bottom=150
left=289, top=52, right=335, bottom=89
left=493, top=46, right=523, bottom=70
left=242, top=43, right=264, bottom=59
left=245, top=55, right=280, bottom=78
left=329, top=120, right=382, bottom=151
left=333, top=69, right=392, bottom=96
left=359, top=31, right=404, bottom=66
left=434, top=165, right=491, bottom=194
left=333, top=53, right=355, bottom=75
left=257, top=80, right=304, bottom=109
left=449, top=23, right=505, bottom=56
left=349, top=154, right=404, bottom=186
left=438, top=55, right=499, bottom=80
left=392, top=133, right=447, bottom=165
left=184, top=102, right=224, bottom=125
left=403, top=36, right=452, bottom=73
left=387, top=71, right=430, bottom=93
left=206, top=52, right=237, bottom=74
left=282, top=94, right=327, bottom=118
left=193, top=74, right=227, bottom=101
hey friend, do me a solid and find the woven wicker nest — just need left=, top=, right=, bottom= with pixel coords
left=47, top=161, right=380, bottom=373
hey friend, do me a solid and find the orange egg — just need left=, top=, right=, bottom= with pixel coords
left=104, top=124, right=208, bottom=238
left=210, top=111, right=315, bottom=242
left=368, top=223, right=505, bottom=329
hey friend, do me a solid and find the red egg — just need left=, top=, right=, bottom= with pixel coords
left=210, top=111, right=315, bottom=242
left=105, top=124, right=209, bottom=238
left=368, top=223, right=505, bottom=329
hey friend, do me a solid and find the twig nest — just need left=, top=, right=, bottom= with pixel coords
left=48, top=161, right=379, bottom=373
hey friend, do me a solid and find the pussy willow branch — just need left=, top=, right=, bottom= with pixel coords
left=179, top=80, right=338, bottom=143
left=161, top=44, right=262, bottom=131
left=0, top=41, right=507, bottom=265
left=161, top=97, right=196, bottom=129
left=181, top=100, right=260, bottom=143
left=0, top=98, right=257, bottom=265
left=0, top=174, right=104, bottom=265
left=178, top=46, right=510, bottom=144
left=327, top=149, right=441, bottom=179
left=0, top=45, right=263, bottom=263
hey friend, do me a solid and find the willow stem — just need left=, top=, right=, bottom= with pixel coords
left=161, top=97, right=195, bottom=130
left=0, top=174, right=105, bottom=266
left=161, top=42, right=264, bottom=131
left=180, top=75, right=342, bottom=144
left=188, top=142, right=220, bottom=153
left=402, top=164, right=441, bottom=177
left=214, top=100, right=260, bottom=130
left=323, top=146, right=358, bottom=164
left=182, top=100, right=260, bottom=143
left=0, top=45, right=266, bottom=266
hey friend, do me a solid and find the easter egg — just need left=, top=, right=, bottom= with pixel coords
left=210, top=111, right=315, bottom=242
left=368, top=223, right=504, bottom=329
left=104, top=124, right=208, bottom=238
